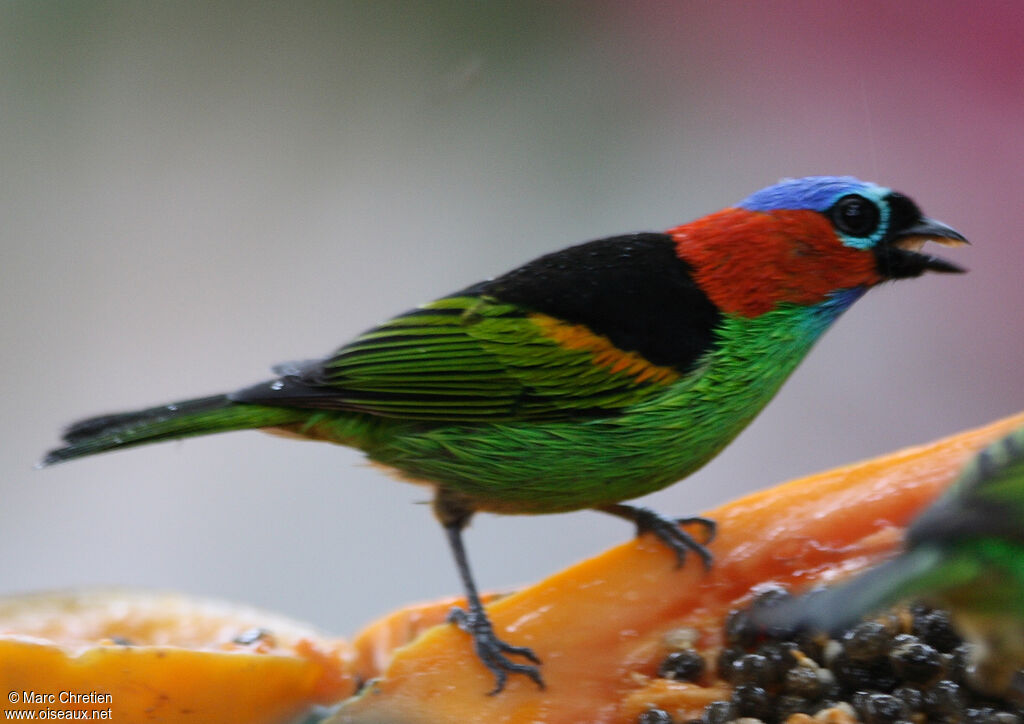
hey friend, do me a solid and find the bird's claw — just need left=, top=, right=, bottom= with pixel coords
left=447, top=605, right=545, bottom=695
left=633, top=508, right=716, bottom=571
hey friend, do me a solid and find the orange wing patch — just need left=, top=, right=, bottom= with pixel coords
left=529, top=313, right=681, bottom=385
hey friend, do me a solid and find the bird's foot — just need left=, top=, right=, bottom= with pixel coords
left=636, top=509, right=716, bottom=570
left=599, top=503, right=716, bottom=570
left=447, top=605, right=545, bottom=695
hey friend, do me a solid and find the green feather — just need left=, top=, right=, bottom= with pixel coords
left=41, top=396, right=307, bottom=465
left=317, top=295, right=677, bottom=420
left=299, top=301, right=842, bottom=513
left=45, top=294, right=849, bottom=515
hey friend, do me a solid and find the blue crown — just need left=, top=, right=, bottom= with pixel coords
left=739, top=176, right=889, bottom=213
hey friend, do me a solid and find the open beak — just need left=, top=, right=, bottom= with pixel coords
left=879, top=217, right=969, bottom=278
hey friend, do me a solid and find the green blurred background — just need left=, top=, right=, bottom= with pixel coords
left=2, top=1, right=1021, bottom=634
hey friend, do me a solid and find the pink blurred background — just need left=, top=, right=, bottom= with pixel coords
left=2, top=1, right=1021, bottom=633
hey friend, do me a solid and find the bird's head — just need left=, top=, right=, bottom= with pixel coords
left=668, top=176, right=968, bottom=317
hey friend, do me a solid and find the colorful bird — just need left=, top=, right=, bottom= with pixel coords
left=751, top=426, right=1024, bottom=698
left=42, top=176, right=967, bottom=693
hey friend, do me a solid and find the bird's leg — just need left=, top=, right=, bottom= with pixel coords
left=434, top=493, right=545, bottom=695
left=596, top=503, right=716, bottom=570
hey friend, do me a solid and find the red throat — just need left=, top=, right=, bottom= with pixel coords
left=667, top=208, right=883, bottom=317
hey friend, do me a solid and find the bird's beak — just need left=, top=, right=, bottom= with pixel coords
left=878, top=217, right=969, bottom=278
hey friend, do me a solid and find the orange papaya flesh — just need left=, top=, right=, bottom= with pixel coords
left=0, top=589, right=356, bottom=724
left=350, top=592, right=503, bottom=679
left=336, top=410, right=1024, bottom=724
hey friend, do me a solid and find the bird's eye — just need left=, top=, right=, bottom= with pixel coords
left=830, top=194, right=881, bottom=238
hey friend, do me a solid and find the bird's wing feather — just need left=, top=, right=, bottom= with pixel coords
left=229, top=294, right=682, bottom=421
left=752, top=547, right=952, bottom=637
left=910, top=428, right=1024, bottom=546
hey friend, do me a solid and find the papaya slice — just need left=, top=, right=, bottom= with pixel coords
left=0, top=589, right=355, bottom=723
left=335, top=410, right=1024, bottom=723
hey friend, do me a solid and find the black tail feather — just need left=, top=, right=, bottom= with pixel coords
left=41, top=393, right=307, bottom=466
left=61, top=395, right=231, bottom=443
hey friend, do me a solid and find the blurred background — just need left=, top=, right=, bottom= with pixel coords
left=2, top=1, right=1021, bottom=635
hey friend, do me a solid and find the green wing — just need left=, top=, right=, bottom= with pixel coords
left=233, top=295, right=685, bottom=422
left=909, top=426, right=1024, bottom=545
left=956, top=427, right=1024, bottom=532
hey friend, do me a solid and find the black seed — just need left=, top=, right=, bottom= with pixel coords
left=784, top=665, right=824, bottom=699
left=874, top=610, right=904, bottom=636
left=821, top=677, right=844, bottom=702
left=833, top=651, right=898, bottom=692
left=859, top=692, right=911, bottom=723
left=948, top=643, right=973, bottom=685
left=701, top=701, right=735, bottom=724
left=715, top=596, right=1020, bottom=722
left=890, top=632, right=921, bottom=649
left=892, top=685, right=924, bottom=712
left=747, top=585, right=794, bottom=632
left=658, top=650, right=706, bottom=682
left=731, top=684, right=773, bottom=720
left=852, top=690, right=872, bottom=715
left=724, top=608, right=759, bottom=648
left=844, top=621, right=892, bottom=662
left=923, top=679, right=965, bottom=720
left=795, top=630, right=826, bottom=664
left=750, top=583, right=793, bottom=608
left=757, top=641, right=799, bottom=684
left=638, top=708, right=674, bottom=724
left=967, top=707, right=1000, bottom=723
left=890, top=640, right=943, bottom=683
left=776, top=694, right=812, bottom=720
left=913, top=609, right=962, bottom=653
left=731, top=653, right=772, bottom=687
left=716, top=647, right=742, bottom=681
left=910, top=600, right=933, bottom=616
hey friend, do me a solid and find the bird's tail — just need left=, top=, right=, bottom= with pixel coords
left=751, top=546, right=953, bottom=637
left=40, top=394, right=308, bottom=466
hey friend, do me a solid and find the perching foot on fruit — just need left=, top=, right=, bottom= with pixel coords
left=597, top=503, right=715, bottom=570
left=448, top=603, right=544, bottom=695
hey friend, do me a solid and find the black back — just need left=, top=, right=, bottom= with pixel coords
left=474, top=233, right=721, bottom=372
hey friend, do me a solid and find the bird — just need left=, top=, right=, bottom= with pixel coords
left=41, top=176, right=967, bottom=693
left=750, top=425, right=1024, bottom=699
